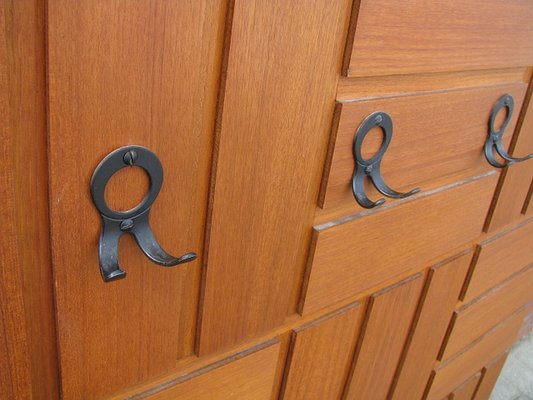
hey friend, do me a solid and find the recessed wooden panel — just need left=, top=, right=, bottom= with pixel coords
left=141, top=341, right=280, bottom=400
left=462, top=218, right=533, bottom=303
left=449, top=373, right=482, bottom=400
left=486, top=87, right=533, bottom=231
left=280, top=302, right=363, bottom=400
left=473, top=353, right=509, bottom=400
left=344, top=274, right=424, bottom=400
left=302, top=173, right=497, bottom=314
left=198, top=0, right=353, bottom=355
left=442, top=266, right=533, bottom=361
left=320, top=84, right=526, bottom=210
left=344, top=0, right=533, bottom=77
left=426, top=308, right=525, bottom=400
left=390, top=252, right=472, bottom=400
left=47, top=2, right=226, bottom=398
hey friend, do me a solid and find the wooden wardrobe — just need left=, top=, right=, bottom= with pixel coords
left=1, top=1, right=532, bottom=399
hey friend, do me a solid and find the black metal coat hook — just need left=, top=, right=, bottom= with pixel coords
left=352, top=112, right=420, bottom=209
left=485, top=94, right=533, bottom=168
left=90, top=145, right=197, bottom=282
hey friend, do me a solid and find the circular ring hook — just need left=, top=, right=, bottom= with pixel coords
left=353, top=112, right=393, bottom=167
left=489, top=94, right=513, bottom=138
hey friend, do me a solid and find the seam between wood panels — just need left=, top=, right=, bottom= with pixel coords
left=341, top=0, right=362, bottom=76
left=523, top=178, right=533, bottom=214
left=195, top=0, right=235, bottom=357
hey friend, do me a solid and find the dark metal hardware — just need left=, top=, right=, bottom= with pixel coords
left=484, top=94, right=533, bottom=168
left=352, top=112, right=420, bottom=209
left=90, top=145, right=197, bottom=282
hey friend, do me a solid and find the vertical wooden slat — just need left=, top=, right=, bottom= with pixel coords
left=280, top=302, right=363, bottom=400
left=344, top=274, right=424, bottom=400
left=198, top=0, right=353, bottom=354
left=391, top=252, right=471, bottom=400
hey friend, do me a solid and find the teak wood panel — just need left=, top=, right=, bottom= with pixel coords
left=390, top=252, right=472, bottom=400
left=280, top=302, right=363, bottom=400
left=442, top=266, right=533, bottom=361
left=320, top=84, right=526, bottom=210
left=302, top=173, right=497, bottom=314
left=473, top=353, right=509, bottom=400
left=142, top=341, right=280, bottom=400
left=462, top=218, right=533, bottom=303
left=198, top=0, right=353, bottom=355
left=486, top=86, right=533, bottom=231
left=47, top=2, right=226, bottom=398
left=343, top=0, right=533, bottom=77
left=344, top=274, right=424, bottom=400
left=448, top=373, right=482, bottom=400
left=427, top=308, right=526, bottom=400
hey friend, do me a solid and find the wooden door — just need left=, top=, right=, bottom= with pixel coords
left=47, top=2, right=225, bottom=398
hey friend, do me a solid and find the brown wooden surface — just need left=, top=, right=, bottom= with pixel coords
left=0, top=3, right=32, bottom=398
left=442, top=266, right=533, bottom=361
left=280, top=302, right=363, bottom=400
left=449, top=373, right=482, bottom=400
left=427, top=308, right=526, bottom=400
left=390, top=252, right=472, bottom=400
left=485, top=82, right=533, bottom=232
left=198, top=0, right=353, bottom=355
left=142, top=340, right=280, bottom=400
left=344, top=0, right=533, bottom=77
left=320, top=84, right=526, bottom=209
left=473, top=353, right=509, bottom=400
left=462, top=218, right=533, bottom=303
left=47, top=1, right=227, bottom=398
left=302, top=173, right=497, bottom=314
left=344, top=274, right=424, bottom=400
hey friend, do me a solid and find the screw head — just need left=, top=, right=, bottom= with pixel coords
left=120, top=219, right=135, bottom=232
left=365, top=165, right=373, bottom=174
left=123, top=150, right=138, bottom=166
left=375, top=114, right=383, bottom=125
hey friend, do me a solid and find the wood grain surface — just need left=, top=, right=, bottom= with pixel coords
left=344, top=0, right=533, bottom=77
left=320, top=84, right=526, bottom=210
left=391, top=252, right=472, bottom=400
left=198, top=0, right=353, bottom=355
left=344, top=274, right=424, bottom=400
left=140, top=341, right=280, bottom=400
left=485, top=82, right=533, bottom=231
left=302, top=173, right=497, bottom=314
left=462, top=217, right=533, bottom=303
left=280, top=302, right=363, bottom=400
left=47, top=1, right=226, bottom=398
left=442, top=266, right=533, bottom=361
left=427, top=308, right=526, bottom=400
left=448, top=373, right=482, bottom=400
left=473, top=353, right=509, bottom=400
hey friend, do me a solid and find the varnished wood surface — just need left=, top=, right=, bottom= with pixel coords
left=320, top=84, right=525, bottom=209
left=137, top=341, right=280, bottom=400
left=391, top=252, right=472, bottom=400
left=47, top=1, right=226, bottom=398
left=448, top=373, right=482, bottom=400
left=485, top=81, right=533, bottom=231
left=280, top=302, right=363, bottom=400
left=462, top=217, right=533, bottom=303
left=0, top=3, right=32, bottom=398
left=302, top=173, right=497, bottom=314
left=344, top=0, right=533, bottom=77
left=473, top=353, right=509, bottom=400
left=198, top=0, right=353, bottom=355
left=427, top=308, right=526, bottom=400
left=442, top=266, right=533, bottom=361
left=344, top=274, right=424, bottom=400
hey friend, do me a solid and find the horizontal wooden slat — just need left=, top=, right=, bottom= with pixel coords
left=449, top=373, right=482, bottom=400
left=280, top=302, right=363, bottom=400
left=344, top=0, right=533, bottom=77
left=391, top=252, right=472, bottom=400
left=441, top=266, right=533, bottom=361
left=426, top=308, right=526, bottom=400
left=462, top=218, right=533, bottom=303
left=321, top=84, right=526, bottom=210
left=302, top=173, right=497, bottom=314
left=344, top=274, right=424, bottom=400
